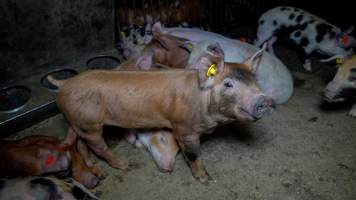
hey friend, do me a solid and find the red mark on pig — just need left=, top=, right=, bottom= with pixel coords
left=340, top=35, right=349, bottom=45
left=45, top=155, right=55, bottom=166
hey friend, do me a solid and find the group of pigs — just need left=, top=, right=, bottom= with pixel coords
left=1, top=6, right=356, bottom=200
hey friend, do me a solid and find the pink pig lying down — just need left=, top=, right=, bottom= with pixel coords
left=125, top=130, right=179, bottom=172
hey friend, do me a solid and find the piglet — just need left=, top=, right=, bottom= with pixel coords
left=125, top=130, right=179, bottom=172
left=0, top=135, right=101, bottom=189
left=323, top=56, right=356, bottom=117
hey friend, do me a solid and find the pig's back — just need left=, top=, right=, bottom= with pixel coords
left=58, top=70, right=200, bottom=128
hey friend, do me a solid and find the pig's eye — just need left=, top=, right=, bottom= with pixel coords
left=224, top=81, right=234, bottom=88
left=160, top=136, right=168, bottom=145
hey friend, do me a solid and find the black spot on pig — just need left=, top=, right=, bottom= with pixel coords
left=289, top=13, right=295, bottom=20
left=308, top=19, right=315, bottom=24
left=294, top=8, right=300, bottom=12
left=228, top=69, right=255, bottom=85
left=296, top=22, right=308, bottom=31
left=71, top=186, right=86, bottom=199
left=300, top=37, right=309, bottom=47
left=351, top=68, right=356, bottom=73
left=280, top=7, right=287, bottom=11
left=294, top=31, right=301, bottom=37
left=275, top=25, right=294, bottom=38
left=316, top=23, right=333, bottom=42
left=30, top=178, right=61, bottom=199
left=273, top=20, right=278, bottom=26
left=295, top=14, right=304, bottom=23
left=276, top=24, right=307, bottom=38
left=259, top=20, right=265, bottom=25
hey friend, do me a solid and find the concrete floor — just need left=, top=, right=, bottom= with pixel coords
left=12, top=46, right=356, bottom=200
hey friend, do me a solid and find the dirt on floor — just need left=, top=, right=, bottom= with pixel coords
left=12, top=45, right=356, bottom=200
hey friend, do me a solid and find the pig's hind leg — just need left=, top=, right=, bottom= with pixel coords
left=77, top=139, right=96, bottom=168
left=77, top=139, right=103, bottom=177
left=70, top=143, right=101, bottom=189
left=74, top=124, right=129, bottom=170
left=348, top=103, right=356, bottom=117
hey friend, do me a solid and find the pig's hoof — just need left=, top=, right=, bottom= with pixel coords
left=303, top=63, right=312, bottom=71
left=108, top=158, right=129, bottom=170
left=193, top=170, right=213, bottom=184
left=135, top=140, right=144, bottom=148
left=348, top=109, right=356, bottom=117
left=90, top=165, right=103, bottom=177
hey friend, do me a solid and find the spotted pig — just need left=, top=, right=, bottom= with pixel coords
left=255, top=6, right=356, bottom=71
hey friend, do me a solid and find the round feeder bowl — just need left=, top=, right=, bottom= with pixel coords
left=86, top=55, right=121, bottom=70
left=41, top=69, right=78, bottom=91
left=0, top=86, right=31, bottom=113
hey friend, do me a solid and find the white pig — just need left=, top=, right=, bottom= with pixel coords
left=161, top=25, right=293, bottom=104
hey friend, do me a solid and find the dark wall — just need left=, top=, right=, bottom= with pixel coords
left=0, top=0, right=114, bottom=80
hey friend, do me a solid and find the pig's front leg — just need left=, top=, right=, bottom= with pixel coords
left=76, top=126, right=129, bottom=170
left=266, top=36, right=277, bottom=55
left=301, top=47, right=314, bottom=71
left=348, top=103, right=356, bottom=117
left=175, top=128, right=211, bottom=183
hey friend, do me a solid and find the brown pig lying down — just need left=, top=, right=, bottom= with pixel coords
left=117, top=23, right=191, bottom=71
left=0, top=135, right=102, bottom=188
left=57, top=42, right=275, bottom=183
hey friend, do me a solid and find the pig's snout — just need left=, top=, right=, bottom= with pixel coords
left=323, top=87, right=335, bottom=102
left=159, top=166, right=174, bottom=173
left=156, top=159, right=175, bottom=173
left=251, top=96, right=275, bottom=118
left=322, top=83, right=348, bottom=102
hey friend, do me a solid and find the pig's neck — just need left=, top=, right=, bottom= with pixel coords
left=196, top=90, right=235, bottom=134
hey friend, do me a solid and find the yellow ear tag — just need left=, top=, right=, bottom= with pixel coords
left=336, top=57, right=343, bottom=65
left=207, top=64, right=217, bottom=77
left=187, top=43, right=193, bottom=50
left=120, top=31, right=126, bottom=39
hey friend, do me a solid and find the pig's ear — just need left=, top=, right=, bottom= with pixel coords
left=135, top=51, right=153, bottom=70
left=243, top=42, right=266, bottom=73
left=194, top=43, right=225, bottom=89
left=152, top=33, right=170, bottom=50
left=152, top=22, right=163, bottom=34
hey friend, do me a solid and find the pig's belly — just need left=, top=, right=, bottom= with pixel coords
left=166, top=28, right=293, bottom=104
